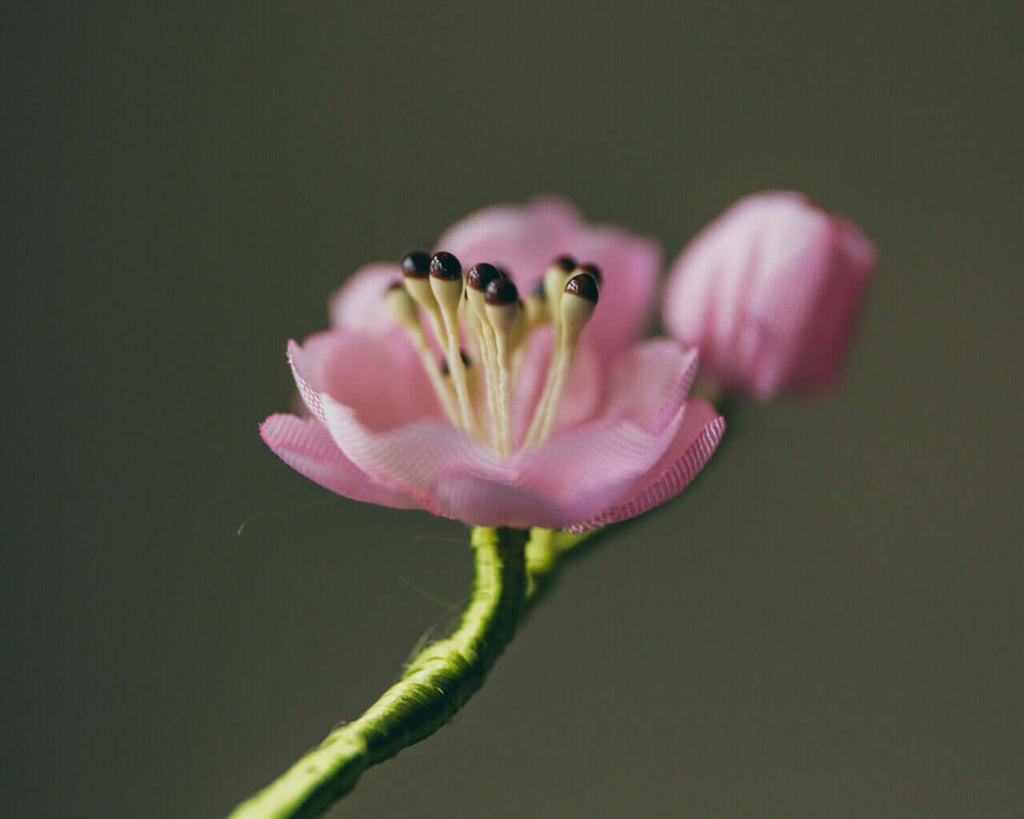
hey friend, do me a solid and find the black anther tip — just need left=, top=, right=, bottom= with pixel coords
left=401, top=251, right=431, bottom=279
left=429, top=251, right=462, bottom=280
left=485, top=276, right=519, bottom=306
left=565, top=272, right=599, bottom=304
left=466, top=262, right=501, bottom=291
left=554, top=255, right=577, bottom=272
left=579, top=262, right=603, bottom=286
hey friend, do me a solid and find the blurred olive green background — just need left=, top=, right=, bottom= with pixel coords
left=5, top=2, right=1021, bottom=817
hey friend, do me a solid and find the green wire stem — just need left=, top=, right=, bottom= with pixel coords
left=227, top=525, right=598, bottom=819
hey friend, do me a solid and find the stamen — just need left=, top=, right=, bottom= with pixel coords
left=524, top=258, right=579, bottom=446
left=525, top=267, right=600, bottom=447
left=542, top=255, right=577, bottom=326
left=401, top=251, right=453, bottom=378
left=429, top=252, right=479, bottom=435
left=401, top=251, right=438, bottom=317
left=384, top=282, right=460, bottom=426
left=560, top=271, right=600, bottom=339
left=466, top=264, right=505, bottom=446
left=484, top=276, right=520, bottom=455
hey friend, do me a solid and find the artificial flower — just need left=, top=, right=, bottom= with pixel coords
left=662, top=192, right=876, bottom=399
left=262, top=198, right=724, bottom=530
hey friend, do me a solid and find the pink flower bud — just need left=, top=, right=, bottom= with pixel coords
left=663, top=192, right=876, bottom=399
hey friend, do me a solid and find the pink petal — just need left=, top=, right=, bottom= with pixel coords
left=502, top=358, right=707, bottom=520
left=603, top=339, right=700, bottom=433
left=328, top=263, right=403, bottom=332
left=427, top=416, right=678, bottom=528
left=566, top=399, right=725, bottom=531
left=315, top=379, right=690, bottom=527
left=431, top=398, right=722, bottom=530
left=428, top=477, right=566, bottom=530
left=287, top=331, right=444, bottom=431
left=319, top=396, right=501, bottom=497
left=260, top=414, right=421, bottom=510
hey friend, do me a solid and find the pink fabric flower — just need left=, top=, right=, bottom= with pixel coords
left=662, top=192, right=876, bottom=399
left=261, top=198, right=725, bottom=530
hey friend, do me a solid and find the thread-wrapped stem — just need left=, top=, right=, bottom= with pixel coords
left=226, top=526, right=589, bottom=819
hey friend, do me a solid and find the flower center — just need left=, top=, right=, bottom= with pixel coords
left=385, top=251, right=600, bottom=455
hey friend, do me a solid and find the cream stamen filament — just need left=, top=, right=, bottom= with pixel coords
left=465, top=294, right=501, bottom=448
left=524, top=269, right=599, bottom=448
left=438, top=300, right=479, bottom=435
left=492, top=332, right=513, bottom=455
left=523, top=335, right=565, bottom=448
left=483, top=277, right=520, bottom=456
left=430, top=253, right=480, bottom=437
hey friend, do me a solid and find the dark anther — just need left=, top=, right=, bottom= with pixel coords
left=466, top=263, right=502, bottom=292
left=579, top=262, right=603, bottom=286
left=554, top=255, right=577, bottom=272
left=401, top=251, right=431, bottom=279
left=485, top=276, right=519, bottom=306
left=429, top=251, right=462, bottom=280
left=386, top=280, right=405, bottom=293
left=565, top=272, right=600, bottom=304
